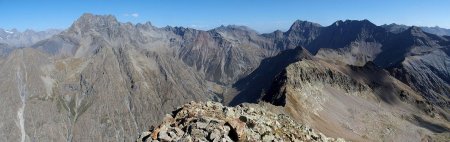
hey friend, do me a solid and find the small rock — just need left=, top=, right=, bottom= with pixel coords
left=174, top=127, right=184, bottom=136
left=196, top=121, right=208, bottom=129
left=158, top=130, right=172, bottom=141
left=206, top=101, right=213, bottom=107
left=182, top=135, right=193, bottom=142
left=136, top=131, right=151, bottom=142
left=262, top=134, right=275, bottom=141
left=209, top=129, right=221, bottom=141
left=168, top=131, right=178, bottom=140
left=239, top=115, right=248, bottom=122
left=222, top=137, right=233, bottom=142
left=151, top=127, right=160, bottom=140
left=191, top=128, right=207, bottom=138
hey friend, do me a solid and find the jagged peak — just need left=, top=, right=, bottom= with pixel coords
left=331, top=19, right=377, bottom=27
left=288, top=20, right=322, bottom=31
left=163, top=26, right=196, bottom=32
left=136, top=21, right=153, bottom=27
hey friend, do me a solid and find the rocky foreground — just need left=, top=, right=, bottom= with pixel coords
left=137, top=101, right=345, bottom=142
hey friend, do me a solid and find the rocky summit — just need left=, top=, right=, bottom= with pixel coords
left=137, top=101, right=345, bottom=142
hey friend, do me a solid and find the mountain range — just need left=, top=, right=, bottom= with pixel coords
left=382, top=23, right=450, bottom=36
left=0, top=13, right=449, bottom=141
left=0, top=28, right=61, bottom=47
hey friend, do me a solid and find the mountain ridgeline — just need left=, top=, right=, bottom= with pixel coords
left=0, top=13, right=449, bottom=141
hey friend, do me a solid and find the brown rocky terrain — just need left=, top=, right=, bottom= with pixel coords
left=0, top=13, right=300, bottom=141
left=137, top=101, right=345, bottom=142
left=261, top=56, right=450, bottom=141
left=0, top=13, right=449, bottom=142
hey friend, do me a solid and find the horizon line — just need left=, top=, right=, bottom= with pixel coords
left=2, top=13, right=449, bottom=33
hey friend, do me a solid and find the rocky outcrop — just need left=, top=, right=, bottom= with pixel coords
left=262, top=60, right=371, bottom=106
left=137, top=101, right=345, bottom=142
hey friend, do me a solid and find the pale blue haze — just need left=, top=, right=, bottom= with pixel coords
left=0, top=0, right=449, bottom=33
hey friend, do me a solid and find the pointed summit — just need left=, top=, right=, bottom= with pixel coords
left=68, top=13, right=120, bottom=35
left=406, top=26, right=425, bottom=36
left=288, top=20, right=322, bottom=31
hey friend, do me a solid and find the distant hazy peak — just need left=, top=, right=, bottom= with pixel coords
left=383, top=23, right=450, bottom=36
left=0, top=28, right=17, bottom=34
left=212, top=24, right=258, bottom=34
left=0, top=28, right=62, bottom=47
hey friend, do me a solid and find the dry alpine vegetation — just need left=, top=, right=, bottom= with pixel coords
left=0, top=13, right=449, bottom=142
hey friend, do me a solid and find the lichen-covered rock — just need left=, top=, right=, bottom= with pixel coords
left=137, top=101, right=345, bottom=142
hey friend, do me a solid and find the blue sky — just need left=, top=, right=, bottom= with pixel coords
left=0, top=0, right=449, bottom=33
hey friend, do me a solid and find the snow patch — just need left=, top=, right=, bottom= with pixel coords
left=4, top=30, right=14, bottom=34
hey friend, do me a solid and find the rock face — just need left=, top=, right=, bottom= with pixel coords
left=263, top=20, right=322, bottom=50
left=229, top=47, right=313, bottom=105
left=375, top=27, right=450, bottom=108
left=137, top=101, right=345, bottom=142
left=311, top=20, right=388, bottom=66
left=260, top=58, right=450, bottom=141
left=299, top=21, right=450, bottom=108
left=388, top=48, right=450, bottom=107
left=165, top=25, right=277, bottom=85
